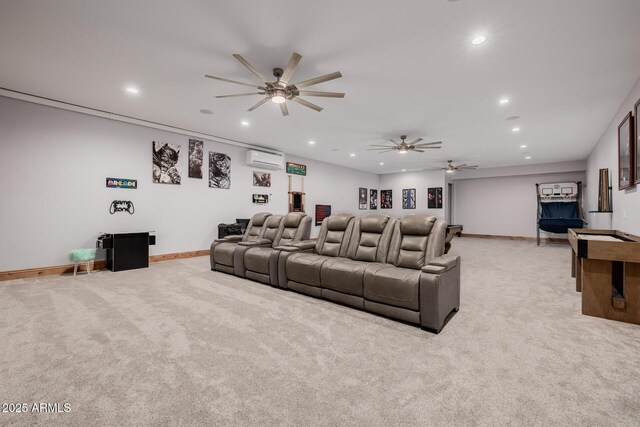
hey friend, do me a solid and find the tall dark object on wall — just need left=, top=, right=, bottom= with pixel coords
left=380, top=190, right=392, bottom=209
left=315, top=204, right=331, bottom=226
left=358, top=187, right=367, bottom=210
left=153, top=141, right=182, bottom=184
left=188, top=139, right=204, bottom=179
left=618, top=112, right=634, bottom=190
left=635, top=99, right=640, bottom=185
left=209, top=152, right=231, bottom=189
left=370, top=189, right=378, bottom=210
left=598, top=168, right=612, bottom=212
left=402, top=188, right=416, bottom=209
left=428, top=187, right=443, bottom=209
left=288, top=175, right=305, bottom=212
left=97, top=232, right=156, bottom=272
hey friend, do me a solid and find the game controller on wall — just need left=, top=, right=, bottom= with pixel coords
left=109, top=200, right=135, bottom=214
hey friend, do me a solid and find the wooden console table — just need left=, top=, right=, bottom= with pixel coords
left=569, top=229, right=640, bottom=325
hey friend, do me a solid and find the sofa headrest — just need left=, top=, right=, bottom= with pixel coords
left=265, top=215, right=282, bottom=228
left=251, top=212, right=271, bottom=226
left=361, top=214, right=390, bottom=234
left=399, top=215, right=436, bottom=236
left=326, top=213, right=354, bottom=231
left=283, top=212, right=305, bottom=228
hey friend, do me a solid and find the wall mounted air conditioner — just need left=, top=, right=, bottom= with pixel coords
left=245, top=150, right=285, bottom=170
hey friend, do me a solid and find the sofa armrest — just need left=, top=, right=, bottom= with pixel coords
left=421, top=254, right=458, bottom=274
left=238, top=238, right=271, bottom=247
left=419, top=255, right=461, bottom=333
left=290, top=240, right=317, bottom=250
left=215, top=235, right=243, bottom=243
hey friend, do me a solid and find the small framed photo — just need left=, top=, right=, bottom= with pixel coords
left=618, top=112, right=634, bottom=190
left=358, top=187, right=367, bottom=210
left=635, top=99, right=640, bottom=185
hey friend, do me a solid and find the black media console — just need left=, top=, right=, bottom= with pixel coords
left=97, top=232, right=156, bottom=272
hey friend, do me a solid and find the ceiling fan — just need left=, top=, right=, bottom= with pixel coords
left=441, top=160, right=479, bottom=173
left=367, top=135, right=442, bottom=154
left=205, top=52, right=344, bottom=116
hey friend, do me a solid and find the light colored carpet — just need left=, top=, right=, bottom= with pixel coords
left=1, top=238, right=639, bottom=426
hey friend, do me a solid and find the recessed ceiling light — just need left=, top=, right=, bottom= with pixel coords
left=308, top=140, right=316, bottom=145
left=200, top=109, right=213, bottom=115
left=379, top=162, right=384, bottom=166
left=471, top=35, right=487, bottom=45
left=511, top=127, right=521, bottom=132
left=499, top=98, right=510, bottom=105
left=350, top=153, right=356, bottom=157
left=241, top=121, right=249, bottom=126
left=402, top=169, right=406, bottom=172
left=525, top=156, right=532, bottom=160
left=520, top=144, right=527, bottom=149
left=125, top=87, right=139, bottom=95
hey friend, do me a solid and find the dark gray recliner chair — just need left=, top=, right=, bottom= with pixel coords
left=320, top=213, right=396, bottom=309
left=210, top=212, right=272, bottom=274
left=277, top=213, right=355, bottom=296
left=240, top=212, right=312, bottom=284
left=363, top=214, right=460, bottom=333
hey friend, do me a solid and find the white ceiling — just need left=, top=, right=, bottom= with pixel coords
left=2, top=0, right=640, bottom=173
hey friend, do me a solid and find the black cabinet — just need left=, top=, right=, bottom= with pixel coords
left=97, top=232, right=156, bottom=272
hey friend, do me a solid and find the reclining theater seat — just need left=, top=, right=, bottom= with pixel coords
left=233, top=214, right=284, bottom=277
left=278, top=213, right=355, bottom=296
left=210, top=212, right=272, bottom=274
left=242, top=212, right=312, bottom=285
left=363, top=214, right=460, bottom=333
left=320, top=214, right=396, bottom=309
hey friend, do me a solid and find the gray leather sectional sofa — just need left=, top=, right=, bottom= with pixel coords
left=211, top=211, right=460, bottom=333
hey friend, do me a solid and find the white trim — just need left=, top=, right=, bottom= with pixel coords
left=0, top=87, right=283, bottom=155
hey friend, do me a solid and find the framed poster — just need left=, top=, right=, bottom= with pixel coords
left=286, top=162, right=307, bottom=176
left=106, top=178, right=137, bottom=189
left=370, top=189, right=378, bottom=210
left=153, top=141, right=182, bottom=184
left=209, top=152, right=231, bottom=189
left=188, top=139, right=203, bottom=179
left=402, top=188, right=416, bottom=209
left=359, top=187, right=368, bottom=210
left=635, top=99, right=640, bottom=185
left=618, top=112, right=634, bottom=190
left=315, top=204, right=332, bottom=226
left=253, top=171, right=271, bottom=187
left=428, top=187, right=443, bottom=209
left=252, top=194, right=269, bottom=204
left=380, top=190, right=392, bottom=209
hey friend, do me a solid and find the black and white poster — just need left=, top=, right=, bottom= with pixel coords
left=188, top=139, right=203, bottom=179
left=428, top=187, right=443, bottom=209
left=152, top=141, right=182, bottom=184
left=359, top=187, right=367, bottom=210
left=370, top=189, right=378, bottom=210
left=209, top=152, right=231, bottom=189
left=253, top=171, right=271, bottom=187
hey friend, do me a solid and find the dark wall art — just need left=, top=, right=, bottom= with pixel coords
left=252, top=194, right=269, bottom=204
left=153, top=141, right=182, bottom=184
left=315, top=205, right=332, bottom=226
left=381, top=190, right=392, bottom=209
left=370, top=189, right=378, bottom=210
left=209, top=152, right=231, bottom=189
left=359, top=187, right=368, bottom=210
left=286, top=162, right=307, bottom=176
left=635, top=99, right=640, bottom=186
left=428, top=187, right=443, bottom=209
left=402, top=188, right=416, bottom=209
left=618, top=112, right=634, bottom=190
left=188, top=139, right=204, bottom=179
left=253, top=171, right=272, bottom=187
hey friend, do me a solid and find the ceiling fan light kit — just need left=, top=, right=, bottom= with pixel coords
left=206, top=52, right=344, bottom=116
left=367, top=135, right=442, bottom=155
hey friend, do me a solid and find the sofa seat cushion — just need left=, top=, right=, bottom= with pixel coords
left=213, top=242, right=236, bottom=267
left=363, top=265, right=420, bottom=310
left=286, top=253, right=331, bottom=287
left=321, top=258, right=381, bottom=297
left=244, top=247, right=273, bottom=274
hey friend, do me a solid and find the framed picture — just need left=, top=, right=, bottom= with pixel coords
left=618, top=112, right=634, bottom=190
left=428, top=187, right=443, bottom=209
left=286, top=162, right=307, bottom=176
left=153, top=141, right=182, bottom=184
left=380, top=190, right=392, bottom=209
left=402, top=188, right=416, bottom=209
left=370, top=189, right=378, bottom=210
left=315, top=204, right=331, bottom=226
left=188, top=139, right=203, bottom=179
left=106, top=178, right=137, bottom=189
left=253, top=171, right=271, bottom=187
left=209, top=152, right=231, bottom=189
left=635, top=99, right=640, bottom=185
left=359, top=187, right=367, bottom=210
left=252, top=194, right=269, bottom=204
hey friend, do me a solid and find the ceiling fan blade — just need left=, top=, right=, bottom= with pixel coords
left=461, top=166, right=479, bottom=169
left=420, top=146, right=441, bottom=149
left=205, top=74, right=261, bottom=88
left=406, top=138, right=423, bottom=145
left=290, top=97, right=323, bottom=112
left=281, top=52, right=302, bottom=83
left=292, top=71, right=342, bottom=89
left=413, top=141, right=443, bottom=147
left=457, top=164, right=467, bottom=168
left=414, top=149, right=425, bottom=153
left=233, top=54, right=268, bottom=82
left=389, top=139, right=401, bottom=146
left=370, top=144, right=395, bottom=147
left=367, top=147, right=395, bottom=151
left=216, top=92, right=265, bottom=98
left=296, top=90, right=345, bottom=98
left=280, top=102, right=289, bottom=117
left=247, top=97, right=270, bottom=112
